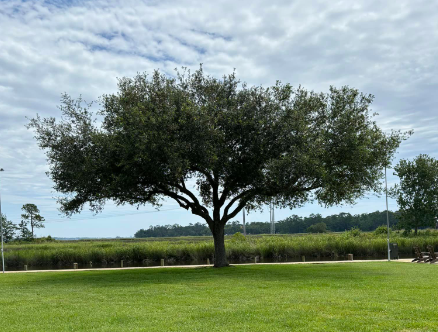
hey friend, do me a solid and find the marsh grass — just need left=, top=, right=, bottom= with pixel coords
left=4, top=230, right=438, bottom=268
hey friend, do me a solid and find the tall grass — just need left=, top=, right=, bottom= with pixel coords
left=4, top=230, right=438, bottom=268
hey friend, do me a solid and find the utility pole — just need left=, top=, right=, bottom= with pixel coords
left=270, top=202, right=275, bottom=234
left=272, top=204, right=275, bottom=234
left=269, top=203, right=271, bottom=234
left=0, top=168, right=4, bottom=273
left=385, top=165, right=390, bottom=262
left=242, top=207, right=246, bottom=236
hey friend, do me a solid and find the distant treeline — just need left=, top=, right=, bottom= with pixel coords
left=134, top=211, right=399, bottom=238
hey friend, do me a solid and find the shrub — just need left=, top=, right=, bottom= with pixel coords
left=231, top=232, right=247, bottom=242
left=374, top=225, right=390, bottom=236
left=348, top=227, right=362, bottom=237
left=306, top=222, right=327, bottom=233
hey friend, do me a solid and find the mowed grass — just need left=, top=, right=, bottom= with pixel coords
left=1, top=262, right=437, bottom=332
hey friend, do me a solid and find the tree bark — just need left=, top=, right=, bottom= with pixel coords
left=211, top=222, right=229, bottom=268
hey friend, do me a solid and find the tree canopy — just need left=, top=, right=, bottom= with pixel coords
left=391, top=154, right=438, bottom=234
left=29, top=67, right=408, bottom=267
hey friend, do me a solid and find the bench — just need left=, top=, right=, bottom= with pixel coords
left=412, top=246, right=429, bottom=263
left=426, top=245, right=438, bottom=264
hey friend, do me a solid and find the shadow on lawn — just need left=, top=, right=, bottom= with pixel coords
left=7, top=263, right=400, bottom=288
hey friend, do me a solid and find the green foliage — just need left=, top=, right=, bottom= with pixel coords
left=348, top=227, right=362, bottom=237
left=20, top=203, right=45, bottom=238
left=29, top=67, right=409, bottom=267
left=374, top=225, right=390, bottom=236
left=391, top=154, right=438, bottom=234
left=230, top=232, right=247, bottom=242
left=1, top=213, right=18, bottom=242
left=135, top=222, right=211, bottom=237
left=17, top=219, right=33, bottom=240
left=306, top=222, right=327, bottom=233
left=135, top=210, right=400, bottom=237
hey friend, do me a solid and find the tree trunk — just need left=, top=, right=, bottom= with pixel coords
left=211, top=222, right=229, bottom=268
left=31, top=213, right=34, bottom=237
left=415, top=226, right=418, bottom=235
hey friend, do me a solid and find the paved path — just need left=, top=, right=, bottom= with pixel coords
left=2, top=258, right=414, bottom=274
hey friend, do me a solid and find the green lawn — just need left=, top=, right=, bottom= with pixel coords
left=1, top=262, right=437, bottom=331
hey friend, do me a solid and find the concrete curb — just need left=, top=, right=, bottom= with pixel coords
left=2, top=258, right=415, bottom=274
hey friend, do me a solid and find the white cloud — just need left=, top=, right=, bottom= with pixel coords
left=0, top=0, right=437, bottom=236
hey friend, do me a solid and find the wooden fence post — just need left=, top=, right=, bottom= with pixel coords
left=207, top=258, right=210, bottom=265
left=24, top=265, right=28, bottom=271
left=73, top=263, right=78, bottom=270
left=301, top=256, right=305, bottom=262
left=121, top=260, right=124, bottom=268
left=348, top=254, right=354, bottom=261
left=161, top=259, right=164, bottom=266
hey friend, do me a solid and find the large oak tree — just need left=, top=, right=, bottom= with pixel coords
left=29, top=67, right=408, bottom=267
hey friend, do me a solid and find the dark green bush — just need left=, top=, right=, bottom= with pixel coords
left=374, top=225, right=390, bottom=236
left=306, top=222, right=327, bottom=233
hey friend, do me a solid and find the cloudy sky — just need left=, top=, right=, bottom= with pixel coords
left=0, top=0, right=437, bottom=238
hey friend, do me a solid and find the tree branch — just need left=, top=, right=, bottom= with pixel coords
left=218, top=187, right=231, bottom=207
left=222, top=191, right=257, bottom=224
left=191, top=166, right=216, bottom=188
left=168, top=182, right=211, bottom=216
left=157, top=186, right=213, bottom=225
left=221, top=189, right=257, bottom=224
